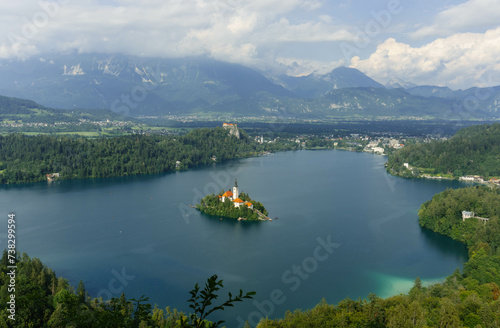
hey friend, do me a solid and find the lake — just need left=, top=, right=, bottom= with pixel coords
left=0, top=150, right=468, bottom=327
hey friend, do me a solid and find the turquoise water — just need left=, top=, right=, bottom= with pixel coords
left=0, top=150, right=468, bottom=327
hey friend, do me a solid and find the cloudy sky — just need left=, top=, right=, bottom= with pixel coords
left=1, top=0, right=500, bottom=89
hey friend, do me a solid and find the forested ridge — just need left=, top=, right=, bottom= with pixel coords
left=386, top=123, right=500, bottom=178
left=0, top=127, right=298, bottom=184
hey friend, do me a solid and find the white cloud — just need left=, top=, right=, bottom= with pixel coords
left=350, top=27, right=500, bottom=89
left=412, top=0, right=500, bottom=38
left=263, top=18, right=354, bottom=43
left=0, top=0, right=354, bottom=66
left=1, top=0, right=498, bottom=90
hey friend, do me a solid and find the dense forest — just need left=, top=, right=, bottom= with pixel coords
left=197, top=192, right=269, bottom=221
left=258, top=186, right=500, bottom=327
left=0, top=127, right=298, bottom=184
left=386, top=123, right=500, bottom=178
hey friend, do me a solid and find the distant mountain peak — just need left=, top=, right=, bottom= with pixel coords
left=280, top=66, right=384, bottom=98
left=386, top=77, right=416, bottom=89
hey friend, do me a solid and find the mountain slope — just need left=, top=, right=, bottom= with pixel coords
left=279, top=66, right=384, bottom=98
left=406, top=86, right=457, bottom=98
left=0, top=54, right=294, bottom=116
left=0, top=54, right=499, bottom=119
left=0, top=94, right=136, bottom=123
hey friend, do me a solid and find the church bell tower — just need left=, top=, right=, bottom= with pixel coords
left=233, top=179, right=239, bottom=199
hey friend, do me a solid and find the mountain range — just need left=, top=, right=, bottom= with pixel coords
left=0, top=53, right=499, bottom=119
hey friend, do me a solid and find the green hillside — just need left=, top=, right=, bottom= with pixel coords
left=0, top=95, right=141, bottom=135
left=0, top=95, right=135, bottom=123
left=386, top=123, right=500, bottom=178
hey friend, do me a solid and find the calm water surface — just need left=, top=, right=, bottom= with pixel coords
left=0, top=150, right=468, bottom=326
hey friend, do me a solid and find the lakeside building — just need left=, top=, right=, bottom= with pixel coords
left=462, top=211, right=489, bottom=223
left=460, top=175, right=485, bottom=183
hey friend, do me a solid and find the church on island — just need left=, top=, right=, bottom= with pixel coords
left=196, top=178, right=270, bottom=221
left=218, top=179, right=254, bottom=209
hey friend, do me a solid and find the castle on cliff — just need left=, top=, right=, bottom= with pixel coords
left=223, top=123, right=240, bottom=139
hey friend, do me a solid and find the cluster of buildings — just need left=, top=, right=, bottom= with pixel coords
left=460, top=175, right=486, bottom=183
left=459, top=176, right=500, bottom=186
left=363, top=138, right=405, bottom=154
left=219, top=179, right=254, bottom=209
left=364, top=141, right=385, bottom=154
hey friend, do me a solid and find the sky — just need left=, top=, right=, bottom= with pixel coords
left=1, top=0, right=500, bottom=89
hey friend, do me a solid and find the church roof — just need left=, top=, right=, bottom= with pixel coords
left=233, top=198, right=244, bottom=203
left=222, top=190, right=233, bottom=197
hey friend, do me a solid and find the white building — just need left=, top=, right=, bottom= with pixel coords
left=233, top=178, right=239, bottom=199
left=462, top=211, right=474, bottom=221
left=462, top=211, right=489, bottom=224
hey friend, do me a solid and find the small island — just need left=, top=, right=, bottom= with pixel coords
left=197, top=179, right=271, bottom=221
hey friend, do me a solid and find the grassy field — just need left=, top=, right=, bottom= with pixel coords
left=55, top=132, right=102, bottom=137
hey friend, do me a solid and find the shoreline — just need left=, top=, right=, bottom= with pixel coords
left=388, top=171, right=500, bottom=188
